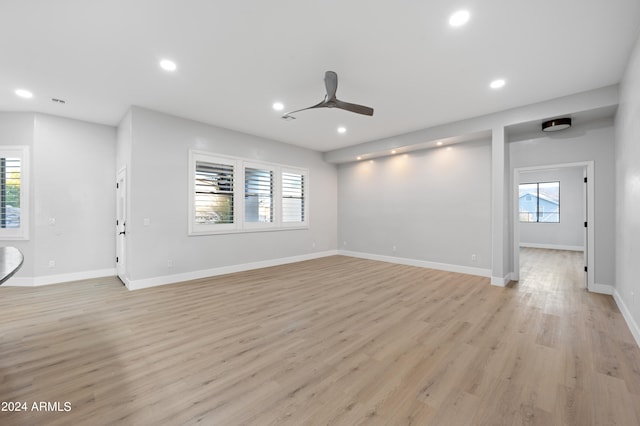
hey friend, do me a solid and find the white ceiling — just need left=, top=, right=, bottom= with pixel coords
left=1, top=1, right=639, bottom=152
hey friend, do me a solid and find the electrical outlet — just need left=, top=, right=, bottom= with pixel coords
left=343, top=241, right=347, bottom=247
left=312, top=242, right=316, bottom=249
left=48, top=260, right=55, bottom=268
left=471, top=254, right=477, bottom=262
left=167, top=260, right=173, bottom=268
left=392, top=245, right=397, bottom=252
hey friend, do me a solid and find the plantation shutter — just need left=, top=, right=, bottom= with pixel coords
left=194, top=161, right=234, bottom=224
left=245, top=167, right=273, bottom=223
left=282, top=172, right=305, bottom=223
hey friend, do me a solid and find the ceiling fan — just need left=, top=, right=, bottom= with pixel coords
left=282, top=71, right=374, bottom=120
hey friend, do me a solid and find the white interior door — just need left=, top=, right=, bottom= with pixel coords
left=116, top=168, right=127, bottom=285
left=583, top=168, right=588, bottom=289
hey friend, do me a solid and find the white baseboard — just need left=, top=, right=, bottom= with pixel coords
left=613, top=288, right=640, bottom=348
left=338, top=250, right=491, bottom=278
left=127, top=250, right=339, bottom=291
left=3, top=268, right=117, bottom=287
left=519, top=243, right=584, bottom=251
left=590, top=283, right=614, bottom=295
left=491, top=273, right=512, bottom=287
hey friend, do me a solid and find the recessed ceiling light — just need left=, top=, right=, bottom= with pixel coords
left=337, top=126, right=347, bottom=134
left=15, top=89, right=33, bottom=99
left=490, top=79, right=506, bottom=89
left=449, top=10, right=470, bottom=27
left=159, top=59, right=177, bottom=72
left=356, top=156, right=362, bottom=160
left=436, top=141, right=443, bottom=146
left=391, top=150, right=397, bottom=154
left=272, top=102, right=284, bottom=111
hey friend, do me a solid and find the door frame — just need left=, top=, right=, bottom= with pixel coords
left=116, top=167, right=128, bottom=287
left=512, top=161, right=594, bottom=291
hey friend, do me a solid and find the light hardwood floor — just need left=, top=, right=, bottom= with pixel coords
left=1, top=249, right=639, bottom=425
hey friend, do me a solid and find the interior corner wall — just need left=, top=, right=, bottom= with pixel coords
left=614, top=32, right=640, bottom=341
left=125, top=107, right=338, bottom=284
left=337, top=139, right=492, bottom=274
left=510, top=121, right=615, bottom=287
left=32, top=114, right=116, bottom=280
left=519, top=167, right=585, bottom=250
left=0, top=112, right=116, bottom=285
left=0, top=112, right=36, bottom=279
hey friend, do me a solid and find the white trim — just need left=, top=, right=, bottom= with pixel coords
left=338, top=250, right=491, bottom=278
left=127, top=250, right=338, bottom=291
left=590, top=283, right=614, bottom=295
left=3, top=268, right=117, bottom=287
left=613, top=288, right=640, bottom=348
left=519, top=243, right=584, bottom=252
left=2, top=277, right=33, bottom=286
left=513, top=161, right=594, bottom=290
left=491, top=274, right=512, bottom=287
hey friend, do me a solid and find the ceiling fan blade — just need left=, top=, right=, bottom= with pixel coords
left=281, top=100, right=328, bottom=119
left=334, top=99, right=374, bottom=116
left=324, top=71, right=338, bottom=100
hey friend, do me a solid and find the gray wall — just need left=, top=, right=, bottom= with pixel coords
left=615, top=33, right=640, bottom=336
left=519, top=167, right=585, bottom=250
left=338, top=139, right=492, bottom=272
left=122, top=107, right=338, bottom=284
left=0, top=112, right=116, bottom=283
left=510, top=122, right=615, bottom=287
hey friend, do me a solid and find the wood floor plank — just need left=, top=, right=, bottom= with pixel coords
left=1, top=249, right=639, bottom=425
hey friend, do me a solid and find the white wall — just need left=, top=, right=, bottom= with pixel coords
left=0, top=112, right=116, bottom=285
left=510, top=121, right=615, bottom=287
left=519, top=167, right=584, bottom=250
left=32, top=114, right=116, bottom=280
left=614, top=33, right=640, bottom=344
left=122, top=107, right=338, bottom=287
left=0, top=113, right=35, bottom=279
left=338, top=139, right=492, bottom=275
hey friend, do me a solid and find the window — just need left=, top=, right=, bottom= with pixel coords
left=0, top=146, right=29, bottom=240
left=282, top=170, right=305, bottom=224
left=519, top=181, right=559, bottom=223
left=189, top=150, right=308, bottom=235
left=195, top=160, right=235, bottom=224
left=245, top=166, right=274, bottom=224
left=190, top=153, right=238, bottom=234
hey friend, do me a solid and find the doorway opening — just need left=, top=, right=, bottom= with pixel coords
left=513, top=161, right=594, bottom=291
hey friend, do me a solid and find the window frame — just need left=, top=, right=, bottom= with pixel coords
left=280, top=166, right=308, bottom=229
left=0, top=146, right=29, bottom=240
left=518, top=180, right=560, bottom=223
left=189, top=151, right=239, bottom=235
left=243, top=161, right=278, bottom=231
left=188, top=150, right=308, bottom=235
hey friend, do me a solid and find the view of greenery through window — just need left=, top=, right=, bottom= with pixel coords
left=519, top=181, right=560, bottom=223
